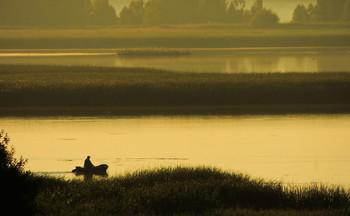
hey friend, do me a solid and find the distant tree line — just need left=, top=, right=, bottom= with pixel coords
left=118, top=0, right=279, bottom=27
left=292, top=0, right=350, bottom=23
left=0, top=0, right=279, bottom=27
left=0, top=0, right=117, bottom=26
left=1, top=0, right=349, bottom=27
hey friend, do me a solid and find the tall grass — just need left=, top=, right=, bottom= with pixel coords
left=1, top=65, right=350, bottom=115
left=34, top=167, right=350, bottom=215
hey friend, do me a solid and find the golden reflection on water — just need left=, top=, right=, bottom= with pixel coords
left=1, top=48, right=350, bottom=73
left=1, top=115, right=350, bottom=185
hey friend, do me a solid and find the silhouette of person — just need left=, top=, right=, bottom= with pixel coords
left=84, top=156, right=94, bottom=170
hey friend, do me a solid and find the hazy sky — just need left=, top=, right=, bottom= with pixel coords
left=109, top=0, right=316, bottom=22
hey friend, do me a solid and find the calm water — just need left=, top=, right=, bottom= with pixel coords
left=1, top=115, right=350, bottom=186
left=1, top=47, right=350, bottom=73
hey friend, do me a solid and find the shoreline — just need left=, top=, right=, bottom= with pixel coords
left=1, top=104, right=350, bottom=117
left=2, top=35, right=350, bottom=49
left=1, top=65, right=350, bottom=115
left=1, top=26, right=350, bottom=49
left=32, top=166, right=350, bottom=215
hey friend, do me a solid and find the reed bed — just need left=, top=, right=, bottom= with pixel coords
left=34, top=167, right=350, bottom=215
left=1, top=65, right=350, bottom=114
left=1, top=26, right=350, bottom=48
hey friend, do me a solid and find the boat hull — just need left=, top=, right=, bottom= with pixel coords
left=72, top=164, right=108, bottom=175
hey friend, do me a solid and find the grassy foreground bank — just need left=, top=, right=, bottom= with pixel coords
left=1, top=65, right=350, bottom=116
left=34, top=167, right=349, bottom=215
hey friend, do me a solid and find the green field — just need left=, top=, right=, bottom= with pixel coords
left=33, top=167, right=349, bottom=215
left=1, top=24, right=350, bottom=48
left=1, top=64, right=350, bottom=115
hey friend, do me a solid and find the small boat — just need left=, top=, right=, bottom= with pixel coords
left=72, top=164, right=108, bottom=175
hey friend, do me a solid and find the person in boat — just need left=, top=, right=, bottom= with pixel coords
left=84, top=156, right=94, bottom=171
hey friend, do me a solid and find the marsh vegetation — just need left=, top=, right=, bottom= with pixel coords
left=0, top=65, right=350, bottom=115
left=1, top=25, right=350, bottom=49
left=34, top=167, right=350, bottom=215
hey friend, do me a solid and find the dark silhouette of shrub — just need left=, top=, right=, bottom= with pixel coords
left=0, top=130, right=37, bottom=215
left=0, top=130, right=27, bottom=172
left=314, top=0, right=346, bottom=22
left=293, top=4, right=310, bottom=23
left=343, top=0, right=350, bottom=21
left=91, top=0, right=118, bottom=25
left=118, top=0, right=145, bottom=25
left=251, top=8, right=279, bottom=27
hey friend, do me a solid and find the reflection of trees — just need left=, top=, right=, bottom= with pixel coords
left=116, top=52, right=344, bottom=73
left=222, top=53, right=320, bottom=73
left=277, top=55, right=317, bottom=73
left=244, top=54, right=281, bottom=73
left=2, top=50, right=348, bottom=73
left=223, top=57, right=249, bottom=73
left=316, top=54, right=350, bottom=72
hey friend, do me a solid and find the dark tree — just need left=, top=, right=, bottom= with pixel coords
left=0, top=130, right=26, bottom=172
left=227, top=0, right=247, bottom=23
left=343, top=0, right=350, bottom=21
left=142, top=0, right=237, bottom=25
left=313, top=0, right=346, bottom=22
left=292, top=4, right=310, bottom=23
left=143, top=0, right=200, bottom=25
left=307, top=3, right=317, bottom=22
left=0, top=130, right=37, bottom=215
left=196, top=0, right=227, bottom=23
left=251, top=8, right=279, bottom=27
left=251, top=0, right=263, bottom=16
left=91, top=0, right=118, bottom=25
left=119, top=0, right=145, bottom=25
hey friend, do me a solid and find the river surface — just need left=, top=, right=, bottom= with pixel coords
left=1, top=115, right=350, bottom=186
left=1, top=47, right=350, bottom=73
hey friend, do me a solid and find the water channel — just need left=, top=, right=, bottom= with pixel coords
left=1, top=47, right=350, bottom=73
left=2, top=115, right=350, bottom=186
